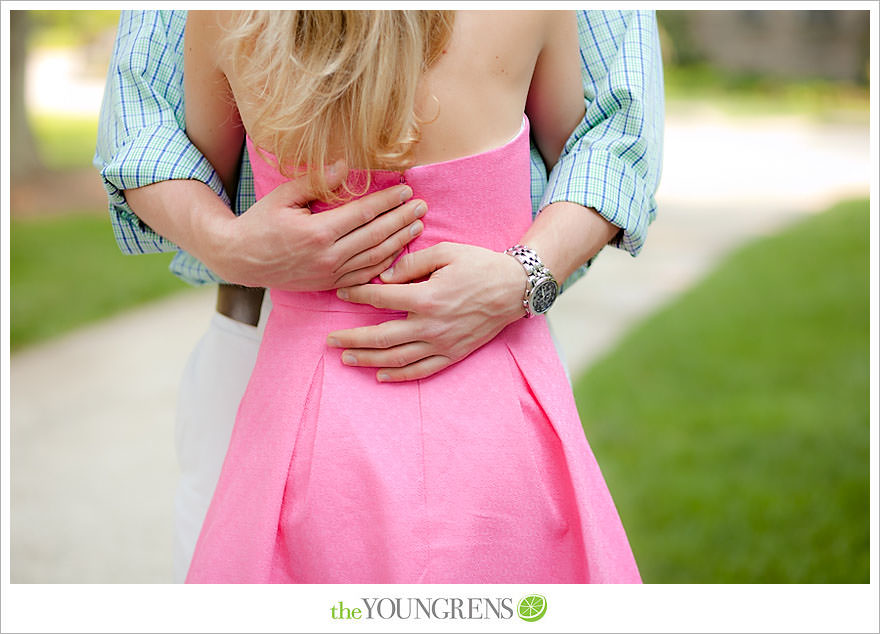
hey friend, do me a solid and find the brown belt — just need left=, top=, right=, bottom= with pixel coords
left=216, top=284, right=265, bottom=327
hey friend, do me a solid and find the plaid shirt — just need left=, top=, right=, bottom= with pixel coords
left=95, top=10, right=664, bottom=288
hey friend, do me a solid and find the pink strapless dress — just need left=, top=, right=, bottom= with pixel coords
left=186, top=118, right=641, bottom=584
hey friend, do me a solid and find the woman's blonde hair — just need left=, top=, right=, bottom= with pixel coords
left=223, top=10, right=455, bottom=199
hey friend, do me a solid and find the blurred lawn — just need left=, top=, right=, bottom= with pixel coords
left=32, top=114, right=99, bottom=171
left=574, top=198, right=869, bottom=583
left=30, top=10, right=120, bottom=49
left=664, top=65, right=869, bottom=122
left=10, top=214, right=187, bottom=351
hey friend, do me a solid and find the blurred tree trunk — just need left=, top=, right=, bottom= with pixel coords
left=10, top=11, right=45, bottom=182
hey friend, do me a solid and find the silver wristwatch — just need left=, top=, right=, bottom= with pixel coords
left=504, top=245, right=559, bottom=317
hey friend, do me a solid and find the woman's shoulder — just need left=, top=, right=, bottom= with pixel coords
left=185, top=11, right=239, bottom=71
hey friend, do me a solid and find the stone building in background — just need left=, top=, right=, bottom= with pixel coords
left=659, top=10, right=869, bottom=82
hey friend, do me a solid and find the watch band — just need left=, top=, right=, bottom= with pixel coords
left=504, top=245, right=559, bottom=317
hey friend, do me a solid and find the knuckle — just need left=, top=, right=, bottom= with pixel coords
left=399, top=203, right=417, bottom=225
left=421, top=319, right=446, bottom=342
left=361, top=266, right=385, bottom=285
left=365, top=246, right=385, bottom=267
left=372, top=331, right=391, bottom=349
left=387, top=188, right=407, bottom=210
left=369, top=225, right=387, bottom=245
left=315, top=250, right=337, bottom=273
left=360, top=205, right=376, bottom=225
left=413, top=366, right=435, bottom=381
left=378, top=251, right=398, bottom=270
left=413, top=289, right=436, bottom=314
left=309, top=225, right=333, bottom=248
left=390, top=353, right=409, bottom=368
left=353, top=269, right=377, bottom=285
left=397, top=229, right=413, bottom=249
left=332, top=271, right=348, bottom=288
left=280, top=179, right=303, bottom=198
left=410, top=364, right=434, bottom=380
left=396, top=252, right=413, bottom=271
left=360, top=288, right=381, bottom=308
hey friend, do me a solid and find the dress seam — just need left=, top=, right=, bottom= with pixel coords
left=417, top=377, right=431, bottom=583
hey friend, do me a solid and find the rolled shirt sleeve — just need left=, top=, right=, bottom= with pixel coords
left=94, top=10, right=232, bottom=284
left=540, top=10, right=665, bottom=288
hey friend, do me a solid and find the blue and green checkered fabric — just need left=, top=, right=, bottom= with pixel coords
left=95, top=10, right=663, bottom=288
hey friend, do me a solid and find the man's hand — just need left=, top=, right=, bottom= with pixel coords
left=198, top=165, right=426, bottom=290
left=326, top=242, right=527, bottom=382
left=125, top=164, right=426, bottom=291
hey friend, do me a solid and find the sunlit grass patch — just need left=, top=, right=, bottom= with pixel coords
left=574, top=198, right=869, bottom=583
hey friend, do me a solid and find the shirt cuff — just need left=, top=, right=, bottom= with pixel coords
left=541, top=142, right=658, bottom=259
left=99, top=124, right=228, bottom=256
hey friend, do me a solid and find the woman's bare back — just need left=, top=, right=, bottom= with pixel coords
left=223, top=11, right=582, bottom=171
left=410, top=11, right=547, bottom=165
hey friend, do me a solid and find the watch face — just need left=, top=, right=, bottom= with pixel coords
left=529, top=278, right=558, bottom=314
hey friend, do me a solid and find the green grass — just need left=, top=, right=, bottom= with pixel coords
left=31, top=114, right=99, bottom=171
left=663, top=64, right=869, bottom=122
left=29, top=11, right=121, bottom=49
left=573, top=198, right=870, bottom=583
left=10, top=214, right=189, bottom=350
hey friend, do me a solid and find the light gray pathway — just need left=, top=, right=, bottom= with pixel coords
left=8, top=108, right=870, bottom=582
left=10, top=289, right=213, bottom=583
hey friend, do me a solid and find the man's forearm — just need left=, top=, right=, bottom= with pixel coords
left=123, top=179, right=234, bottom=273
left=520, top=202, right=619, bottom=283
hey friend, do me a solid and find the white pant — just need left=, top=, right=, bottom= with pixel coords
left=170, top=294, right=568, bottom=583
left=172, top=298, right=269, bottom=583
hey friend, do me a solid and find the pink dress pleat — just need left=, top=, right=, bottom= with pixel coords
left=187, top=117, right=642, bottom=584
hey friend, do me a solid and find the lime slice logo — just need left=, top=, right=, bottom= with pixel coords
left=517, top=594, right=547, bottom=622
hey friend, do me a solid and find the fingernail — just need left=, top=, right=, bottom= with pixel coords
left=399, top=186, right=413, bottom=202
left=377, top=372, right=390, bottom=382
left=337, top=288, right=349, bottom=300
left=380, top=267, right=393, bottom=282
left=342, top=353, right=357, bottom=365
left=326, top=336, right=339, bottom=347
left=410, top=220, right=423, bottom=236
left=414, top=201, right=427, bottom=216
